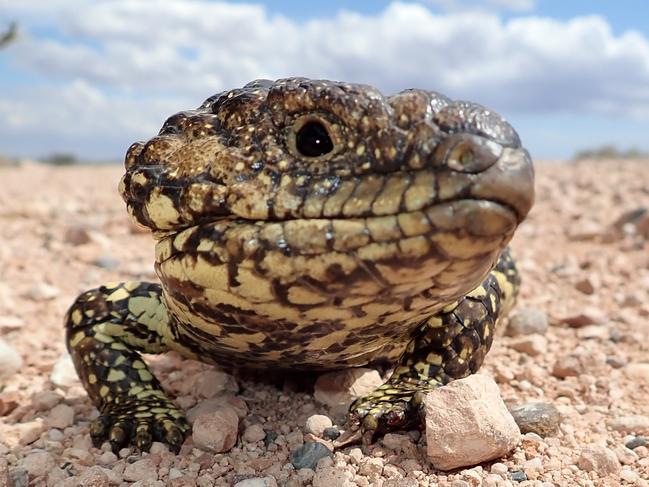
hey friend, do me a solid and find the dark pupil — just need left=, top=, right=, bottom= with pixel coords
left=295, top=121, right=334, bottom=157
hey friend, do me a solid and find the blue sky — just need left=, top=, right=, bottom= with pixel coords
left=1, top=0, right=648, bottom=161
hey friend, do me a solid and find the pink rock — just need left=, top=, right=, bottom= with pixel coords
left=192, top=407, right=239, bottom=453
left=187, top=395, right=248, bottom=422
left=123, top=458, right=159, bottom=482
left=19, top=451, right=57, bottom=479
left=313, top=368, right=383, bottom=409
left=423, top=374, right=521, bottom=471
left=561, top=307, right=608, bottom=328
left=193, top=369, right=238, bottom=398
left=577, top=445, right=620, bottom=476
left=509, top=335, right=547, bottom=356
left=305, top=414, right=333, bottom=437
left=47, top=403, right=75, bottom=429
left=242, top=423, right=266, bottom=443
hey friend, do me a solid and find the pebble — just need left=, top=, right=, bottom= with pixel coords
left=19, top=451, right=57, bottom=478
left=50, top=353, right=80, bottom=387
left=510, top=470, right=527, bottom=482
left=93, top=255, right=120, bottom=269
left=576, top=325, right=609, bottom=340
left=24, top=283, right=59, bottom=301
left=624, top=363, right=649, bottom=383
left=186, top=395, right=248, bottom=422
left=322, top=426, right=340, bottom=440
left=620, top=468, right=640, bottom=483
left=625, top=435, right=647, bottom=449
left=290, top=441, right=333, bottom=470
left=613, top=445, right=638, bottom=465
left=242, top=423, right=266, bottom=443
left=0, top=458, right=9, bottom=487
left=505, top=307, right=548, bottom=336
left=551, top=355, right=583, bottom=378
left=574, top=275, right=599, bottom=294
left=313, top=368, right=383, bottom=410
left=508, top=334, right=547, bottom=356
left=123, top=458, right=158, bottom=482
left=509, top=402, right=561, bottom=437
left=31, top=391, right=63, bottom=411
left=233, top=477, right=278, bottom=487
left=576, top=445, right=620, bottom=476
left=263, top=430, right=278, bottom=446
left=47, top=403, right=75, bottom=429
left=76, top=466, right=111, bottom=486
left=192, top=407, right=239, bottom=453
left=0, top=315, right=23, bottom=331
left=312, top=466, right=355, bottom=487
left=608, top=415, right=649, bottom=434
left=561, top=307, right=608, bottom=328
left=423, top=374, right=520, bottom=470
left=64, top=225, right=93, bottom=245
left=490, top=462, right=509, bottom=475
left=193, top=369, right=238, bottom=398
left=358, top=457, right=384, bottom=476
left=305, top=414, right=333, bottom=437
left=0, top=338, right=22, bottom=379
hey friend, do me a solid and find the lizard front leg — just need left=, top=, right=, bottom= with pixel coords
left=65, top=281, right=190, bottom=452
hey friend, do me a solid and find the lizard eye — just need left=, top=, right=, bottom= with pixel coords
left=294, top=120, right=334, bottom=158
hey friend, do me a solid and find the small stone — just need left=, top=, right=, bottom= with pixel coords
left=606, top=355, right=627, bottom=368
left=263, top=430, right=278, bottom=445
left=576, top=325, right=609, bottom=340
left=0, top=338, right=22, bottom=379
left=24, top=283, right=59, bottom=301
left=31, top=391, right=63, bottom=411
left=625, top=436, right=647, bottom=449
left=451, top=480, right=470, bottom=487
left=192, top=408, right=239, bottom=453
left=509, top=334, right=547, bottom=356
left=186, top=395, right=248, bottom=422
left=490, top=462, right=509, bottom=475
left=64, top=225, right=93, bottom=245
left=0, top=458, right=9, bottom=487
left=17, top=419, right=47, bottom=445
left=305, top=414, right=333, bottom=437
left=243, top=423, right=266, bottom=443
left=510, top=470, right=527, bottom=482
left=505, top=307, right=548, bottom=336
left=609, top=415, right=649, bottom=434
left=312, top=466, right=354, bottom=487
left=561, top=307, right=608, bottom=328
left=313, top=368, right=383, bottom=410
left=233, top=477, right=278, bottom=487
left=77, top=466, right=111, bottom=487
left=96, top=450, right=118, bottom=465
left=348, top=447, right=363, bottom=464
left=193, top=369, right=238, bottom=398
left=123, top=458, right=158, bottom=482
left=620, top=468, right=639, bottom=483
left=0, top=391, right=19, bottom=416
left=0, top=315, right=23, bottom=331
left=509, top=402, right=561, bottom=437
left=624, top=363, right=649, bottom=383
left=381, top=433, right=411, bottom=452
left=290, top=441, right=333, bottom=470
left=19, top=451, right=57, bottom=478
left=613, top=445, right=638, bottom=465
left=551, top=355, right=583, bottom=378
left=50, top=353, right=80, bottom=388
left=577, top=445, right=620, bottom=476
left=358, top=457, right=383, bottom=476
left=322, top=426, right=340, bottom=440
left=93, top=255, right=120, bottom=269
left=423, top=374, right=521, bottom=470
left=575, top=275, right=599, bottom=295
left=47, top=403, right=75, bottom=429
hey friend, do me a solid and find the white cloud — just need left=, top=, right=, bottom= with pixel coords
left=1, top=0, right=649, bottom=159
left=425, top=0, right=536, bottom=13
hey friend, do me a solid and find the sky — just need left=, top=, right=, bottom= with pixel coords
left=0, top=0, right=648, bottom=162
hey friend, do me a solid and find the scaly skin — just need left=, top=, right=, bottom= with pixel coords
left=65, top=78, right=534, bottom=452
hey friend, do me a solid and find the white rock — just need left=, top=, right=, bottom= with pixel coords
left=50, top=353, right=80, bottom=388
left=24, top=283, right=59, bottom=301
left=192, top=407, right=239, bottom=453
left=423, top=374, right=521, bottom=471
left=620, top=468, right=639, bottom=483
left=31, top=391, right=63, bottom=411
left=608, top=415, right=649, bottom=434
left=313, top=368, right=383, bottom=409
left=312, top=466, right=355, bottom=487
left=47, top=403, right=75, bottom=429
left=187, top=395, right=248, bottom=422
left=305, top=414, right=333, bottom=437
left=123, top=458, right=158, bottom=482
left=233, top=477, right=278, bottom=487
left=505, top=307, right=548, bottom=336
left=19, top=451, right=57, bottom=478
left=577, top=445, right=620, bottom=476
left=193, top=369, right=238, bottom=398
left=0, top=338, right=22, bottom=379
left=613, top=445, right=639, bottom=465
left=624, top=363, right=649, bottom=383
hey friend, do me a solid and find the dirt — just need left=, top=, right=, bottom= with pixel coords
left=1, top=159, right=648, bottom=486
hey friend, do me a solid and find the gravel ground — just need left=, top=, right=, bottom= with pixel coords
left=1, top=159, right=648, bottom=486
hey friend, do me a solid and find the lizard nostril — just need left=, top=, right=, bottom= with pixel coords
left=436, top=134, right=503, bottom=173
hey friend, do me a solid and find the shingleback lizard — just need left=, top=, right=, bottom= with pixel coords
left=65, top=77, right=535, bottom=453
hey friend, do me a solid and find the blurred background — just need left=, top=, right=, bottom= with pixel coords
left=0, top=0, right=648, bottom=164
